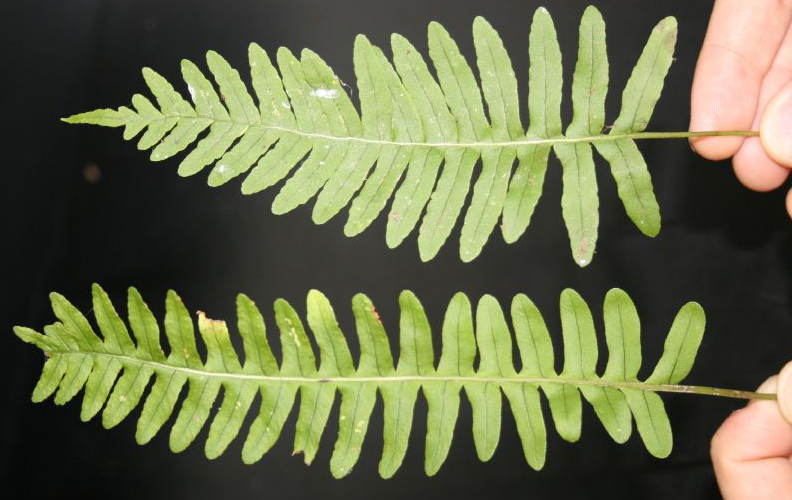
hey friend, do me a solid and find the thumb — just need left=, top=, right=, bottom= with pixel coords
left=761, top=80, right=792, bottom=168
left=776, top=360, right=792, bottom=423
left=711, top=371, right=792, bottom=500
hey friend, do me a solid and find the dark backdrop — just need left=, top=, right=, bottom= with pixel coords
left=2, top=1, right=791, bottom=499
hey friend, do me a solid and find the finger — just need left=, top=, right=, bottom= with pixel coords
left=733, top=26, right=792, bottom=191
left=761, top=78, right=792, bottom=169
left=712, top=374, right=792, bottom=500
left=689, top=0, right=792, bottom=160
left=776, top=360, right=792, bottom=423
left=786, top=187, right=792, bottom=220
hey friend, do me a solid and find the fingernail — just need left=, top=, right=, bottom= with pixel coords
left=776, top=361, right=792, bottom=423
left=761, top=82, right=792, bottom=168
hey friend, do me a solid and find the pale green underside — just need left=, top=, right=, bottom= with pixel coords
left=15, top=284, right=704, bottom=478
left=63, top=6, right=676, bottom=266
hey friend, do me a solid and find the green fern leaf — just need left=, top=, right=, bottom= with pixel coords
left=501, top=7, right=562, bottom=246
left=16, top=284, right=709, bottom=477
left=63, top=6, right=676, bottom=266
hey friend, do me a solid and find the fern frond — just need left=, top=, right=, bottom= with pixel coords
left=63, top=6, right=677, bottom=266
left=16, top=284, right=713, bottom=477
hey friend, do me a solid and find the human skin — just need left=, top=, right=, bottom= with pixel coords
left=690, top=0, right=792, bottom=213
left=690, top=1, right=792, bottom=499
left=710, top=366, right=792, bottom=499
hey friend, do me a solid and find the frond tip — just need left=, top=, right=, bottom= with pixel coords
left=15, top=285, right=706, bottom=477
left=63, top=6, right=677, bottom=266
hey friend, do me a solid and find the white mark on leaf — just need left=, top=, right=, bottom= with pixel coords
left=309, top=88, right=338, bottom=99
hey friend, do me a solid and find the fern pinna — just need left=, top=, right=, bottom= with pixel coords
left=18, top=284, right=771, bottom=478
left=63, top=6, right=689, bottom=267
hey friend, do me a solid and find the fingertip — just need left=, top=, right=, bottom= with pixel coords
left=786, top=189, right=792, bottom=221
left=760, top=81, right=792, bottom=168
left=712, top=373, right=792, bottom=499
left=689, top=43, right=759, bottom=160
left=713, top=376, right=777, bottom=446
left=711, top=406, right=746, bottom=461
left=750, top=374, right=779, bottom=405
left=777, top=360, right=792, bottom=423
left=732, top=138, right=791, bottom=191
left=711, top=375, right=788, bottom=461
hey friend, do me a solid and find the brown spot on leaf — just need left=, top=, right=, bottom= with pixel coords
left=370, top=306, right=382, bottom=326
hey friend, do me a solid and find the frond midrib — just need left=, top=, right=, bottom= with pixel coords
left=143, top=112, right=708, bottom=149
left=48, top=347, right=689, bottom=394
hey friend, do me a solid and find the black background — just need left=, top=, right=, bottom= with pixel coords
left=2, top=1, right=791, bottom=499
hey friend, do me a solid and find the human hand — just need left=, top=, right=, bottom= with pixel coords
left=711, top=362, right=792, bottom=499
left=690, top=0, right=792, bottom=215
